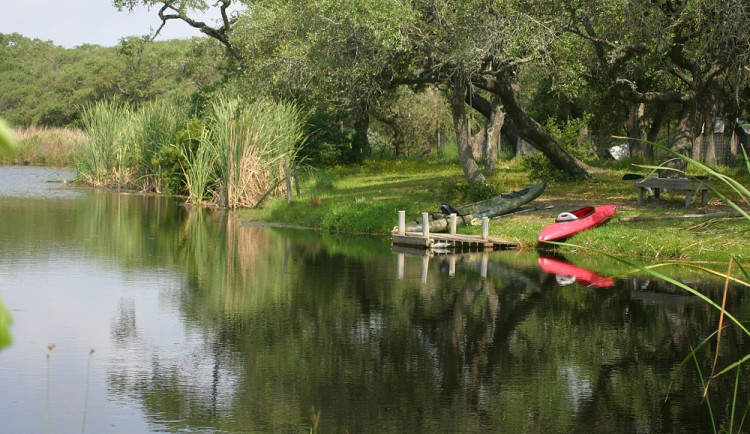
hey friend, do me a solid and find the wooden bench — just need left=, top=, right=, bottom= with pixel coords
left=635, top=177, right=712, bottom=207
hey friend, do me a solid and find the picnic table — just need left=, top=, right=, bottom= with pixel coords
left=635, top=177, right=712, bottom=207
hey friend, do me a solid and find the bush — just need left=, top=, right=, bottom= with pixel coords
left=521, top=115, right=593, bottom=182
left=157, top=117, right=205, bottom=195
left=437, top=179, right=503, bottom=204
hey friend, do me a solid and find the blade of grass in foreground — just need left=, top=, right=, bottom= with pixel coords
left=691, top=350, right=718, bottom=434
left=704, top=258, right=733, bottom=397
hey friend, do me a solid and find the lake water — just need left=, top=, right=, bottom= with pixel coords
left=0, top=166, right=747, bottom=433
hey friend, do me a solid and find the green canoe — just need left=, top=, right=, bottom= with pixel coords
left=407, top=181, right=547, bottom=232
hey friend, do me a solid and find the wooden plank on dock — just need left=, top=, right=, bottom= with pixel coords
left=391, top=231, right=518, bottom=251
left=393, top=210, right=517, bottom=251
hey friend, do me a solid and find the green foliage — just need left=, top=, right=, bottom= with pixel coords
left=0, top=33, right=225, bottom=128
left=76, top=101, right=132, bottom=185
left=298, top=110, right=353, bottom=167
left=0, top=299, right=11, bottom=350
left=520, top=152, right=568, bottom=182
left=128, top=98, right=191, bottom=190
left=159, top=117, right=206, bottom=195
left=437, top=178, right=502, bottom=205
left=156, top=144, right=189, bottom=194
left=521, top=115, right=593, bottom=182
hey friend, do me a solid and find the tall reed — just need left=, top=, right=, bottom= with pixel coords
left=77, top=101, right=132, bottom=186
left=127, top=98, right=190, bottom=191
left=207, top=96, right=305, bottom=208
left=182, top=126, right=218, bottom=205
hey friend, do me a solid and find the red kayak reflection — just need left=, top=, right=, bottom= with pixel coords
left=537, top=255, right=615, bottom=288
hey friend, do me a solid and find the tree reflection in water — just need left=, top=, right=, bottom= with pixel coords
left=58, top=196, right=741, bottom=433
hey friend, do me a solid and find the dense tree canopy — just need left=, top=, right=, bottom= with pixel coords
left=1, top=0, right=749, bottom=179
left=0, top=33, right=225, bottom=127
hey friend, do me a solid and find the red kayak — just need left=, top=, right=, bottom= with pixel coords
left=537, top=256, right=614, bottom=288
left=537, top=204, right=618, bottom=242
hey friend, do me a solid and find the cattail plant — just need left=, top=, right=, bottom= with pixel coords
left=205, top=96, right=305, bottom=208
left=77, top=101, right=132, bottom=186
left=127, top=98, right=190, bottom=191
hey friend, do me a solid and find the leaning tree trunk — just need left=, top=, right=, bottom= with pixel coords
left=452, top=72, right=486, bottom=185
left=479, top=71, right=589, bottom=179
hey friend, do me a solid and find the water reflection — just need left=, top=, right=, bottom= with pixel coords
left=537, top=254, right=615, bottom=288
left=0, top=167, right=747, bottom=433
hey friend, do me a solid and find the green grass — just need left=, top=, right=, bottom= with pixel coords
left=244, top=158, right=750, bottom=264
left=0, top=126, right=85, bottom=166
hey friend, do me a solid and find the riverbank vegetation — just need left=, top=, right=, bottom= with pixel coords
left=248, top=155, right=750, bottom=263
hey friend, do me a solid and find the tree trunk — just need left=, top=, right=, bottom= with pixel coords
left=485, top=95, right=504, bottom=171
left=475, top=72, right=589, bottom=179
left=646, top=104, right=663, bottom=160
left=452, top=72, right=486, bottom=185
left=625, top=101, right=649, bottom=159
left=661, top=104, right=695, bottom=176
left=662, top=65, right=726, bottom=175
left=380, top=114, right=405, bottom=157
left=351, top=107, right=371, bottom=162
left=702, top=116, right=717, bottom=166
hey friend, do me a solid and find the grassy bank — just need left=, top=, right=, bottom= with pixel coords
left=0, top=126, right=84, bottom=166
left=245, top=158, right=750, bottom=264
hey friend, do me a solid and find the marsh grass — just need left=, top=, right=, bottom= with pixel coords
left=182, top=126, right=217, bottom=205
left=73, top=96, right=306, bottom=208
left=77, top=101, right=132, bottom=186
left=128, top=99, right=190, bottom=191
left=207, top=97, right=304, bottom=208
left=1, top=126, right=86, bottom=166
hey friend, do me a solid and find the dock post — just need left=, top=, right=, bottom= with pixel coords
left=449, top=213, right=457, bottom=235
left=481, top=217, right=489, bottom=240
left=421, top=212, right=430, bottom=238
left=397, top=210, right=405, bottom=235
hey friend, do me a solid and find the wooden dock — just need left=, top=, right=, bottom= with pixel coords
left=391, top=211, right=518, bottom=252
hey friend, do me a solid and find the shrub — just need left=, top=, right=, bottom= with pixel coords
left=522, top=115, right=593, bottom=182
left=437, top=179, right=502, bottom=204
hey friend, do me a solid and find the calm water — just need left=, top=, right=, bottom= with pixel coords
left=0, top=166, right=747, bottom=433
